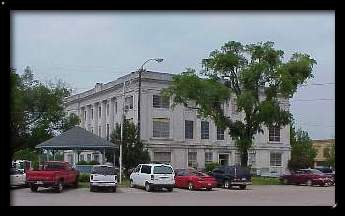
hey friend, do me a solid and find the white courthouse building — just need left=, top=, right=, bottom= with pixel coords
left=64, top=71, right=291, bottom=175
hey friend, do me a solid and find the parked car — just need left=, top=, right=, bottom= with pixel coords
left=209, top=165, right=252, bottom=190
left=26, top=161, right=80, bottom=193
left=280, top=168, right=333, bottom=186
left=174, top=168, right=217, bottom=191
left=314, top=166, right=335, bottom=182
left=90, top=165, right=117, bottom=192
left=10, top=168, right=27, bottom=187
left=129, top=163, right=175, bottom=192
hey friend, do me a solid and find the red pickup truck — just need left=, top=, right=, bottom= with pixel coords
left=26, top=161, right=79, bottom=193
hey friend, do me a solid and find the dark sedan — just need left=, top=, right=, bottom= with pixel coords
left=280, top=169, right=334, bottom=186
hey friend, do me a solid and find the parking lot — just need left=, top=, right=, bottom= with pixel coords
left=11, top=185, right=335, bottom=206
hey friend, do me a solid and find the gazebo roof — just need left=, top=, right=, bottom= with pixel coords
left=36, top=126, right=118, bottom=150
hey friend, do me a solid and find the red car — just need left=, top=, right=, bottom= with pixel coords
left=280, top=169, right=334, bottom=187
left=174, top=168, right=217, bottom=191
left=26, top=161, right=80, bottom=193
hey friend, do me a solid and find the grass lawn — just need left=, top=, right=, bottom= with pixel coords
left=251, top=176, right=282, bottom=185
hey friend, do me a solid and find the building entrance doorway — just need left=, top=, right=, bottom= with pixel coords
left=218, top=154, right=229, bottom=166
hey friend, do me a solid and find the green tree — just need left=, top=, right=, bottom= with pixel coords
left=110, top=120, right=150, bottom=176
left=12, top=148, right=40, bottom=169
left=163, top=41, right=316, bottom=167
left=288, top=122, right=317, bottom=171
left=10, top=66, right=80, bottom=155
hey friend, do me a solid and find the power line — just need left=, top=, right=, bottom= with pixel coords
left=291, top=98, right=334, bottom=102
left=300, top=82, right=335, bottom=87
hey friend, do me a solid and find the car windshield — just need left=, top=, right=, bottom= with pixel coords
left=43, top=162, right=65, bottom=170
left=190, top=170, right=207, bottom=176
left=91, top=166, right=116, bottom=175
left=153, top=165, right=173, bottom=174
left=310, top=169, right=324, bottom=175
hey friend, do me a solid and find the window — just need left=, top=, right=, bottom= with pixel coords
left=188, top=152, right=197, bottom=168
left=140, top=165, right=151, bottom=174
left=98, top=126, right=101, bottom=136
left=93, top=154, right=99, bottom=163
left=248, top=151, right=256, bottom=166
left=106, top=103, right=109, bottom=116
left=232, top=98, right=238, bottom=113
left=217, top=127, right=225, bottom=140
left=80, top=154, right=84, bottom=161
left=153, top=165, right=173, bottom=174
left=270, top=152, right=282, bottom=167
left=153, top=152, right=171, bottom=163
left=201, top=121, right=209, bottom=139
left=106, top=124, right=110, bottom=140
left=134, top=165, right=141, bottom=173
left=269, top=125, right=280, bottom=142
left=185, top=120, right=194, bottom=139
left=235, top=152, right=241, bottom=165
left=91, top=108, right=94, bottom=120
left=205, top=152, right=213, bottom=164
left=125, top=96, right=133, bottom=111
left=323, top=148, right=330, bottom=158
left=84, top=111, right=87, bottom=120
left=87, top=154, right=92, bottom=162
left=153, top=95, right=170, bottom=108
left=153, top=118, right=170, bottom=137
left=98, top=106, right=101, bottom=118
left=91, top=127, right=94, bottom=133
left=114, top=100, right=118, bottom=114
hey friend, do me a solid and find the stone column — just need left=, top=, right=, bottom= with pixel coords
left=109, top=98, right=115, bottom=136
left=101, top=100, right=107, bottom=138
left=80, top=107, right=85, bottom=128
left=94, top=102, right=99, bottom=135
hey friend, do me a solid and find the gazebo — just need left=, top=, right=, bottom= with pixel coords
left=35, top=126, right=118, bottom=166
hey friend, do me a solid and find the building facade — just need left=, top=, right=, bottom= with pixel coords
left=312, top=139, right=335, bottom=167
left=64, top=71, right=291, bottom=175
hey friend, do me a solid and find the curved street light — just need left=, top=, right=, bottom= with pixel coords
left=137, top=58, right=164, bottom=140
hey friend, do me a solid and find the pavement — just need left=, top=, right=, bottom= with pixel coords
left=10, top=185, right=335, bottom=206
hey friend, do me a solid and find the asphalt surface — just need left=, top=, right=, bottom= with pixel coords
left=10, top=185, right=335, bottom=206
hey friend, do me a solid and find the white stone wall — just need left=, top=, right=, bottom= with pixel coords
left=64, top=71, right=291, bottom=173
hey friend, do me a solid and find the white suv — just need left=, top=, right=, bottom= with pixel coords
left=129, top=163, right=175, bottom=192
left=90, top=165, right=118, bottom=192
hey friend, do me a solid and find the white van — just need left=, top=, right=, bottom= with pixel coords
left=129, top=163, right=175, bottom=192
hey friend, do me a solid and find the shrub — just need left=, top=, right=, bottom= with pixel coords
left=76, top=160, right=100, bottom=165
left=89, top=160, right=100, bottom=165
left=205, top=162, right=220, bottom=173
left=79, top=173, right=90, bottom=182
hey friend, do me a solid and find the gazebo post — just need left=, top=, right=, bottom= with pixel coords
left=46, top=149, right=49, bottom=161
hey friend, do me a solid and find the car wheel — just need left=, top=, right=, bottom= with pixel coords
left=167, top=187, right=173, bottom=192
left=207, top=188, right=212, bottom=191
left=90, top=185, right=95, bottom=192
left=145, top=182, right=151, bottom=192
left=306, top=180, right=313, bottom=186
left=223, top=180, right=230, bottom=189
left=188, top=182, right=194, bottom=191
left=112, top=186, right=117, bottom=192
left=130, top=179, right=134, bottom=188
left=56, top=181, right=64, bottom=193
left=30, top=184, right=38, bottom=192
left=239, top=185, right=246, bottom=190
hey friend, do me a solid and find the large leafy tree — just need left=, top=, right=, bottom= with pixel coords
left=163, top=41, right=316, bottom=167
left=288, top=122, right=317, bottom=170
left=110, top=120, right=150, bottom=176
left=10, top=66, right=80, bottom=156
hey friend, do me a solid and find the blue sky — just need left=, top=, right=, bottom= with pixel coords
left=11, top=11, right=335, bottom=140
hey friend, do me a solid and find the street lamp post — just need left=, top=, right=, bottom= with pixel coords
left=137, top=58, right=164, bottom=141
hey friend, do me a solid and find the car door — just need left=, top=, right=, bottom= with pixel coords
left=139, top=165, right=151, bottom=187
left=132, top=165, right=141, bottom=186
left=212, top=168, right=225, bottom=184
left=10, top=168, right=19, bottom=186
left=174, top=170, right=183, bottom=188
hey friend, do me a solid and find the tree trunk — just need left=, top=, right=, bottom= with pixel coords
left=240, top=150, right=248, bottom=167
